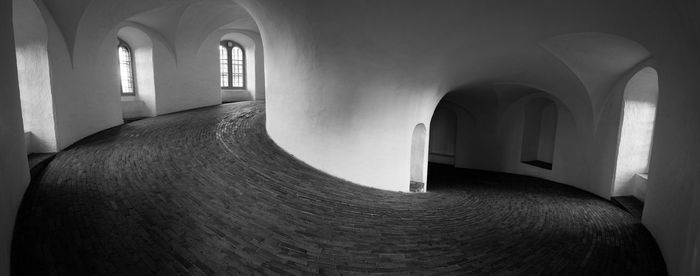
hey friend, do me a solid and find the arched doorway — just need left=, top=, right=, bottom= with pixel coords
left=612, top=67, right=658, bottom=200
left=410, top=124, right=427, bottom=192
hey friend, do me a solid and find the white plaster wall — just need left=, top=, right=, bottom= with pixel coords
left=120, top=97, right=150, bottom=119
left=142, top=24, right=178, bottom=116
left=1, top=0, right=31, bottom=273
left=150, top=3, right=258, bottom=115
left=238, top=0, right=688, bottom=198
left=251, top=0, right=608, bottom=192
left=13, top=0, right=118, bottom=151
left=13, top=0, right=57, bottom=153
left=641, top=50, right=700, bottom=276
left=49, top=26, right=123, bottom=150
left=155, top=43, right=220, bottom=115
left=222, top=89, right=253, bottom=102
left=590, top=75, right=629, bottom=200
left=613, top=67, right=658, bottom=196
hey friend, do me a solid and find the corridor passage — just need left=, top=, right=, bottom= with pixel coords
left=12, top=102, right=665, bottom=275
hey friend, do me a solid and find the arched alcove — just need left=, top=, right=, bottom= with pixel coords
left=425, top=84, right=583, bottom=191
left=521, top=98, right=559, bottom=170
left=410, top=123, right=427, bottom=192
left=612, top=67, right=658, bottom=200
left=13, top=0, right=57, bottom=154
left=219, top=33, right=258, bottom=102
left=117, top=26, right=156, bottom=121
left=429, top=106, right=458, bottom=165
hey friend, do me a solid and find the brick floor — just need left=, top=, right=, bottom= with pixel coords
left=11, top=101, right=666, bottom=275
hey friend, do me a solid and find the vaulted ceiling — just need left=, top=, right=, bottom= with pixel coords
left=38, top=0, right=258, bottom=62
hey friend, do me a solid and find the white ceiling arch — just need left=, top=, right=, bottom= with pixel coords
left=540, top=32, right=652, bottom=126
left=35, top=0, right=259, bottom=66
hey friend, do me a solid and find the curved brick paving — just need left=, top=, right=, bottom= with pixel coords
left=12, top=101, right=666, bottom=275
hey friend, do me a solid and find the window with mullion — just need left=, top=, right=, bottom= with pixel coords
left=219, top=45, right=229, bottom=87
left=118, top=39, right=136, bottom=95
left=219, top=40, right=245, bottom=89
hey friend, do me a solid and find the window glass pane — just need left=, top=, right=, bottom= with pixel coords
left=219, top=45, right=229, bottom=87
left=118, top=45, right=134, bottom=94
left=231, top=46, right=244, bottom=88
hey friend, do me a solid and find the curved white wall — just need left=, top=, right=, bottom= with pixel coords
left=237, top=1, right=700, bottom=274
left=252, top=0, right=627, bottom=192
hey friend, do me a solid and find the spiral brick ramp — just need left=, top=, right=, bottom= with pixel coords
left=11, top=101, right=666, bottom=275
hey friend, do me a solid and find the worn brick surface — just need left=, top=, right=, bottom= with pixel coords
left=12, top=101, right=666, bottom=275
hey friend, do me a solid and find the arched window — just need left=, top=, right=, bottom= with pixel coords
left=219, top=40, right=245, bottom=89
left=118, top=39, right=136, bottom=95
